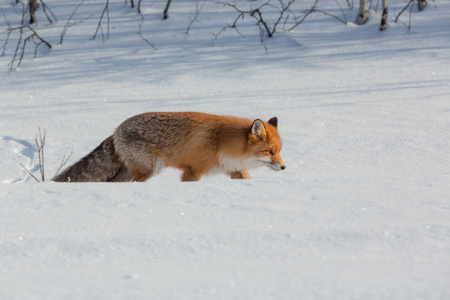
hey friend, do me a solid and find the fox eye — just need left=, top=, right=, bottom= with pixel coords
left=265, top=150, right=274, bottom=155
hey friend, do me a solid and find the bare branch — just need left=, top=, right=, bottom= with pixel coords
left=91, top=0, right=110, bottom=42
left=186, top=0, right=206, bottom=35
left=288, top=0, right=319, bottom=31
left=213, top=0, right=325, bottom=49
left=214, top=0, right=296, bottom=41
left=307, top=8, right=347, bottom=25
left=18, top=128, right=73, bottom=182
left=38, top=0, right=58, bottom=24
left=2, top=25, right=52, bottom=72
left=137, top=16, right=157, bottom=50
left=52, top=151, right=73, bottom=181
left=211, top=2, right=246, bottom=42
left=60, top=0, right=92, bottom=44
left=394, top=0, right=414, bottom=27
left=35, top=127, right=46, bottom=182
left=332, top=0, right=348, bottom=24
left=20, top=163, right=40, bottom=182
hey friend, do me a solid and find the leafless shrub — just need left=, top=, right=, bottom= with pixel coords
left=186, top=0, right=207, bottom=35
left=214, top=0, right=297, bottom=39
left=60, top=0, right=92, bottom=44
left=20, top=128, right=72, bottom=182
left=11, top=1, right=29, bottom=26
left=212, top=0, right=345, bottom=50
left=1, top=25, right=52, bottom=72
left=289, top=0, right=347, bottom=32
left=52, top=152, right=73, bottom=181
left=38, top=0, right=58, bottom=24
left=137, top=15, right=157, bottom=50
left=91, top=0, right=110, bottom=42
left=394, top=0, right=432, bottom=30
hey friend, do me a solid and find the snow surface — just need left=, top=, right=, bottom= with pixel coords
left=1, top=0, right=449, bottom=299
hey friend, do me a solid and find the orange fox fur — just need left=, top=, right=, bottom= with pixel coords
left=53, top=112, right=285, bottom=182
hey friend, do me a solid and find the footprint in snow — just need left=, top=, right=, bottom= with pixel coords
left=0, top=136, right=38, bottom=183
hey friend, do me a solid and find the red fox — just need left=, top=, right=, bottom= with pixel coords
left=53, top=112, right=285, bottom=182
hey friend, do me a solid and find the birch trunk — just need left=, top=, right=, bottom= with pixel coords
left=380, top=0, right=388, bottom=31
left=29, top=0, right=38, bottom=24
left=356, top=0, right=368, bottom=25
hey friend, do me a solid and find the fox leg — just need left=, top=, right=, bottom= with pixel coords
left=107, top=165, right=152, bottom=182
left=107, top=166, right=133, bottom=182
left=117, top=155, right=164, bottom=182
left=127, top=167, right=152, bottom=182
left=229, top=170, right=251, bottom=179
left=181, top=166, right=203, bottom=181
left=129, top=156, right=166, bottom=182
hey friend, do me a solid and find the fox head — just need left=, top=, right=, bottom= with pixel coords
left=248, top=117, right=286, bottom=171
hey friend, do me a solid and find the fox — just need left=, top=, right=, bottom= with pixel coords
left=53, top=112, right=285, bottom=182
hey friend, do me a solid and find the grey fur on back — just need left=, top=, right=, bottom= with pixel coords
left=53, top=136, right=122, bottom=182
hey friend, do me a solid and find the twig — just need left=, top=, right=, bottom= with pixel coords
left=395, top=0, right=413, bottom=22
left=91, top=0, right=110, bottom=42
left=211, top=2, right=246, bottom=42
left=2, top=25, right=52, bottom=72
left=1, top=8, right=10, bottom=28
left=60, top=0, right=92, bottom=44
left=19, top=128, right=73, bottom=182
left=137, top=16, right=157, bottom=50
left=252, top=8, right=273, bottom=37
left=35, top=127, right=46, bottom=181
left=52, top=151, right=73, bottom=180
left=345, top=0, right=353, bottom=9
left=288, top=0, right=319, bottom=31
left=186, top=0, right=206, bottom=35
left=332, top=0, right=348, bottom=24
left=214, top=0, right=297, bottom=43
left=20, top=163, right=40, bottom=182
left=38, top=0, right=58, bottom=24
left=308, top=8, right=347, bottom=25
left=394, top=0, right=414, bottom=28
left=258, top=26, right=268, bottom=52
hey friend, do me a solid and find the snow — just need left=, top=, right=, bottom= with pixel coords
left=1, top=0, right=449, bottom=299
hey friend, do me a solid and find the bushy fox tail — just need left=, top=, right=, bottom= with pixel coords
left=53, top=136, right=123, bottom=182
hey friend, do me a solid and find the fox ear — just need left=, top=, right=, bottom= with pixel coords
left=251, top=119, right=266, bottom=140
left=268, top=117, right=278, bottom=128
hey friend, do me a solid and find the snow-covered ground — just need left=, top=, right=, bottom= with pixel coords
left=1, top=0, right=449, bottom=299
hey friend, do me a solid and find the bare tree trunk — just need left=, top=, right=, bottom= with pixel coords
left=29, top=0, right=39, bottom=24
left=163, top=0, right=172, bottom=19
left=418, top=0, right=427, bottom=11
left=356, top=0, right=367, bottom=25
left=380, top=0, right=388, bottom=31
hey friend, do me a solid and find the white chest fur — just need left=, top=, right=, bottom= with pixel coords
left=206, top=153, right=268, bottom=176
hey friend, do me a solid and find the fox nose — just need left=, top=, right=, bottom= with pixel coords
left=281, top=165, right=286, bottom=170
